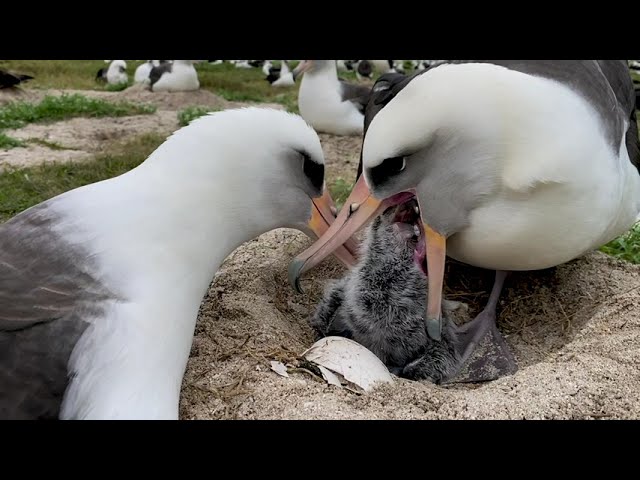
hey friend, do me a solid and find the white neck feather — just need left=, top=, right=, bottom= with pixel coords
left=54, top=108, right=322, bottom=419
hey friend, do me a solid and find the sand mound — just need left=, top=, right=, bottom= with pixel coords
left=180, top=231, right=640, bottom=420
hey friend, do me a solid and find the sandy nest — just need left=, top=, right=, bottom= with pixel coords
left=2, top=87, right=639, bottom=419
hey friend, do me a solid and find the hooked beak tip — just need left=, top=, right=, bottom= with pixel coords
left=288, top=258, right=306, bottom=294
left=426, top=318, right=442, bottom=341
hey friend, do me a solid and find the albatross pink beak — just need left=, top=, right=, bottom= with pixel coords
left=293, top=176, right=449, bottom=342
left=306, top=188, right=359, bottom=269
left=290, top=176, right=413, bottom=293
left=292, top=60, right=312, bottom=78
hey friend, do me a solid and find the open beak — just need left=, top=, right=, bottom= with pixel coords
left=292, top=60, right=312, bottom=79
left=290, top=175, right=413, bottom=293
left=306, top=188, right=359, bottom=269
left=292, top=176, right=449, bottom=342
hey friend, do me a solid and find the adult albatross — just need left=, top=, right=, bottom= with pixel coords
left=0, top=107, right=357, bottom=420
left=292, top=60, right=372, bottom=135
left=290, top=60, right=640, bottom=381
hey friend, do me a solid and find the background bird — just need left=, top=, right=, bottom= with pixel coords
left=0, top=69, right=33, bottom=89
left=149, top=60, right=199, bottom=92
left=293, top=60, right=372, bottom=135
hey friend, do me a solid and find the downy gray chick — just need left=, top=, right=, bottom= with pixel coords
left=309, top=199, right=462, bottom=384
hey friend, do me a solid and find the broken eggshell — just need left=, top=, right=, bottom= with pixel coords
left=301, top=336, right=394, bottom=391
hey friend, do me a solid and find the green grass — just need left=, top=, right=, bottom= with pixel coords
left=601, top=223, right=640, bottom=263
left=0, top=60, right=148, bottom=90
left=104, top=81, right=131, bottom=92
left=0, top=93, right=155, bottom=130
left=0, top=132, right=24, bottom=149
left=0, top=133, right=166, bottom=222
left=177, top=106, right=217, bottom=127
left=328, top=177, right=355, bottom=210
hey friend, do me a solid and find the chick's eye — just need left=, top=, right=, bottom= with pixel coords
left=302, top=153, right=324, bottom=191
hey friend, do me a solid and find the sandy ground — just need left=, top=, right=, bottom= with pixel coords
left=2, top=86, right=639, bottom=419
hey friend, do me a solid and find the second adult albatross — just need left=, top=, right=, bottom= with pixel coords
left=293, top=60, right=372, bottom=135
left=290, top=60, right=640, bottom=381
left=0, top=107, right=357, bottom=420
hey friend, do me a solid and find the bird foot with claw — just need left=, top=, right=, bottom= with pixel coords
left=444, top=311, right=518, bottom=384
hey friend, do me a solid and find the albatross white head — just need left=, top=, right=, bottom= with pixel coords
left=287, top=63, right=531, bottom=338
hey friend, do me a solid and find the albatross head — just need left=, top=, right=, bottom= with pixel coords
left=292, top=60, right=336, bottom=77
left=140, top=107, right=358, bottom=269
left=109, top=60, right=127, bottom=75
left=288, top=63, right=506, bottom=333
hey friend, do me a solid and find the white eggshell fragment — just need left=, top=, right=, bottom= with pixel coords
left=270, top=360, right=289, bottom=378
left=302, top=336, right=394, bottom=391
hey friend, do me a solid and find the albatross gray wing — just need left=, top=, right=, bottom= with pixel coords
left=0, top=69, right=33, bottom=89
left=436, top=60, right=638, bottom=171
left=339, top=80, right=372, bottom=115
left=149, top=62, right=173, bottom=89
left=0, top=204, right=119, bottom=419
left=357, top=61, right=640, bottom=177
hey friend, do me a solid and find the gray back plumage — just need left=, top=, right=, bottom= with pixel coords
left=356, top=60, right=640, bottom=179
left=0, top=204, right=118, bottom=419
left=339, top=80, right=372, bottom=115
left=457, top=60, right=637, bottom=168
left=149, top=62, right=173, bottom=88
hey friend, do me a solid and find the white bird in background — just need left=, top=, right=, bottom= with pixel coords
left=149, top=60, right=199, bottom=92
left=336, top=60, right=351, bottom=72
left=293, top=60, right=372, bottom=136
left=96, top=60, right=128, bottom=85
left=134, top=61, right=154, bottom=84
left=105, top=60, right=128, bottom=85
left=368, top=60, right=396, bottom=74
left=0, top=107, right=357, bottom=420
left=134, top=60, right=169, bottom=85
left=266, top=60, right=297, bottom=87
left=234, top=60, right=253, bottom=69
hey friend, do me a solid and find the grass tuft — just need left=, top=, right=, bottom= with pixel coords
left=601, top=223, right=640, bottom=264
left=177, top=106, right=217, bottom=126
left=0, top=132, right=24, bottom=149
left=0, top=94, right=155, bottom=130
left=328, top=177, right=354, bottom=210
left=104, top=82, right=131, bottom=92
left=0, top=133, right=166, bottom=222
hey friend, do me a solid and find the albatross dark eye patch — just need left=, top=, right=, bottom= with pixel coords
left=301, top=152, right=324, bottom=191
left=369, top=156, right=406, bottom=186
